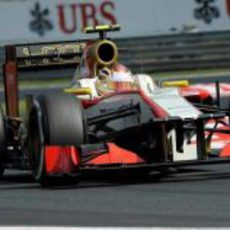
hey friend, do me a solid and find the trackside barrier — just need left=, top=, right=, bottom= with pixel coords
left=1, top=30, right=230, bottom=79
left=116, top=30, right=230, bottom=73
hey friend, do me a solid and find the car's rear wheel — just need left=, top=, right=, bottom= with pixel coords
left=0, top=107, right=6, bottom=177
left=27, top=93, right=85, bottom=186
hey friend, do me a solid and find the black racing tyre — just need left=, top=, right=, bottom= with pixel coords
left=0, top=107, right=6, bottom=156
left=27, top=93, right=85, bottom=186
left=0, top=107, right=6, bottom=177
left=0, top=168, right=4, bottom=177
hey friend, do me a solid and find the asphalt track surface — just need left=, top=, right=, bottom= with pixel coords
left=1, top=75, right=230, bottom=227
left=0, top=165, right=230, bottom=227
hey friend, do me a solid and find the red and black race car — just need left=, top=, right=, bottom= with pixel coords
left=1, top=25, right=230, bottom=186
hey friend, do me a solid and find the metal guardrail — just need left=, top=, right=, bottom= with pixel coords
left=1, top=30, right=230, bottom=79
left=117, top=30, right=230, bottom=73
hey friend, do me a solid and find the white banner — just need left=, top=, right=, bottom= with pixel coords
left=1, top=0, right=230, bottom=44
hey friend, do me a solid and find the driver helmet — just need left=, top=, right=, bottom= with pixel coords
left=98, top=67, right=111, bottom=81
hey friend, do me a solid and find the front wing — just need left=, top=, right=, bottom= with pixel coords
left=43, top=113, right=230, bottom=176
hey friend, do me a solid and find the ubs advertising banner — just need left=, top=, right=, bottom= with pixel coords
left=1, top=0, right=230, bottom=44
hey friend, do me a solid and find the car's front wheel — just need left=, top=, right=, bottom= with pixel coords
left=27, top=93, right=85, bottom=186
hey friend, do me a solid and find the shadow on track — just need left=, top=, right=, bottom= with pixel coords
left=0, top=166, right=230, bottom=190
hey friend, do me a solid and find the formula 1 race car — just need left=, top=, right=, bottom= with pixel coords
left=2, top=25, right=230, bottom=186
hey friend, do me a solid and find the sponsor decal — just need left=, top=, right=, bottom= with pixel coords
left=29, top=1, right=117, bottom=37
left=58, top=2, right=117, bottom=34
left=29, top=2, right=53, bottom=36
left=194, top=0, right=220, bottom=24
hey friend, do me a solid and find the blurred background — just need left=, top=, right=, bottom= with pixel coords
left=1, top=0, right=230, bottom=83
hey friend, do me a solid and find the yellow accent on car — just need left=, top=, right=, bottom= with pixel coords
left=64, top=87, right=92, bottom=95
left=84, top=24, right=120, bottom=33
left=95, top=25, right=110, bottom=30
left=162, top=80, right=189, bottom=87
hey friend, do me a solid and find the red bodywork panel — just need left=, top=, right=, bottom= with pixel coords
left=87, top=143, right=145, bottom=165
left=180, top=86, right=211, bottom=102
left=220, top=144, right=230, bottom=157
left=180, top=83, right=230, bottom=102
left=45, top=143, right=146, bottom=175
left=45, top=146, right=80, bottom=175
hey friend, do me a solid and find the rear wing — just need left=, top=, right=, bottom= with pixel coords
left=3, top=40, right=87, bottom=119
left=5, top=40, right=87, bottom=70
